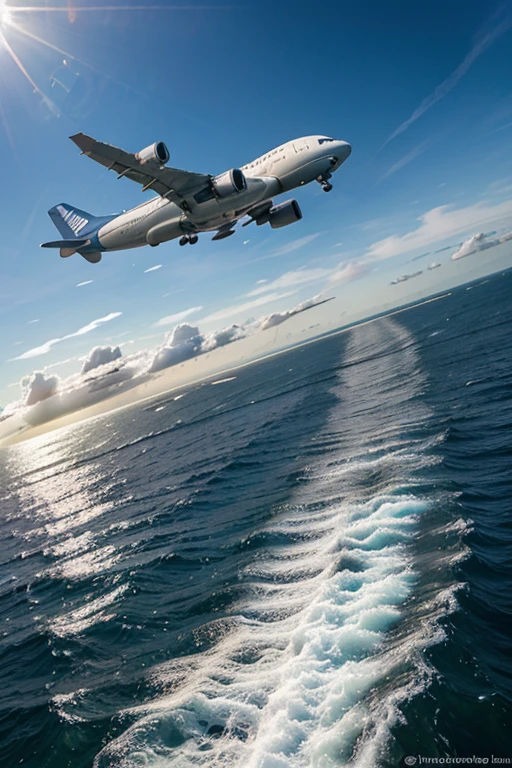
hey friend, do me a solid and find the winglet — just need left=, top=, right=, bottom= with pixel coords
left=69, top=133, right=91, bottom=153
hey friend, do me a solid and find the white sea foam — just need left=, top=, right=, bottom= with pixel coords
left=94, top=319, right=456, bottom=768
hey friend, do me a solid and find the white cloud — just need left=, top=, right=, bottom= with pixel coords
left=154, top=306, right=203, bottom=328
left=77, top=280, right=94, bottom=287
left=451, top=233, right=485, bottom=261
left=451, top=230, right=512, bottom=260
left=144, top=265, right=162, bottom=273
left=10, top=312, right=122, bottom=361
left=200, top=291, right=297, bottom=325
left=256, top=279, right=268, bottom=284
left=27, top=319, right=39, bottom=325
left=73, top=314, right=122, bottom=338
left=22, top=371, right=60, bottom=406
left=149, top=324, right=203, bottom=373
left=245, top=267, right=331, bottom=297
left=382, top=8, right=512, bottom=147
left=257, top=295, right=327, bottom=331
left=328, top=261, right=371, bottom=285
left=82, top=345, right=122, bottom=374
left=363, top=199, right=512, bottom=262
left=202, top=324, right=245, bottom=352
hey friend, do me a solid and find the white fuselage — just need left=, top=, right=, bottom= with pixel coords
left=96, top=135, right=351, bottom=251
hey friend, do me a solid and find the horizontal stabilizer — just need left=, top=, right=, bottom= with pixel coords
left=40, top=238, right=91, bottom=258
left=41, top=239, right=90, bottom=249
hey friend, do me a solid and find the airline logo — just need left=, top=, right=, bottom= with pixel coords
left=56, top=205, right=89, bottom=235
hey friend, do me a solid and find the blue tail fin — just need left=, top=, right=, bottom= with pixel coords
left=49, top=203, right=98, bottom=239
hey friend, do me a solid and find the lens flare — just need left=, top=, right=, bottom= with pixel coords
left=0, top=3, right=232, bottom=132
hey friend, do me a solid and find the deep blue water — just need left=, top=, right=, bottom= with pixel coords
left=1, top=269, right=512, bottom=767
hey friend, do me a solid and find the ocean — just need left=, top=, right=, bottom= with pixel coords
left=1, top=268, right=511, bottom=768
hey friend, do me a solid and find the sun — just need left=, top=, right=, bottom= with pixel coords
left=0, top=1, right=13, bottom=30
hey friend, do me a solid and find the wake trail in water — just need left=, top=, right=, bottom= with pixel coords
left=93, top=319, right=452, bottom=767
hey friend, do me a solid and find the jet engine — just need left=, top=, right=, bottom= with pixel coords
left=267, top=199, right=302, bottom=229
left=136, top=142, right=170, bottom=165
left=212, top=168, right=247, bottom=197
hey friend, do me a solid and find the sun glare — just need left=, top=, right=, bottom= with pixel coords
left=0, top=1, right=13, bottom=29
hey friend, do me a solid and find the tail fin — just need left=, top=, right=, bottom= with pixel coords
left=48, top=203, right=96, bottom=239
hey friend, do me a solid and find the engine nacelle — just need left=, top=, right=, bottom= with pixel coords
left=267, top=199, right=302, bottom=229
left=136, top=141, right=170, bottom=165
left=213, top=168, right=247, bottom=198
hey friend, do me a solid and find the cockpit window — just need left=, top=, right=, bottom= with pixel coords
left=318, top=138, right=335, bottom=144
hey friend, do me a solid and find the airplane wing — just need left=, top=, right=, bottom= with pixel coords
left=69, top=133, right=211, bottom=209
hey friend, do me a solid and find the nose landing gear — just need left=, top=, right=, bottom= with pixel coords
left=317, top=173, right=333, bottom=192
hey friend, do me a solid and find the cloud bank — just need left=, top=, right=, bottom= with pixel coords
left=3, top=295, right=332, bottom=429
left=451, top=230, right=512, bottom=260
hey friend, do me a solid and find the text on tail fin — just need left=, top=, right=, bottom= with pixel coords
left=49, top=203, right=94, bottom=239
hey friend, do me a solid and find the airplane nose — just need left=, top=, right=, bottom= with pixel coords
left=329, top=141, right=352, bottom=171
left=338, top=141, right=352, bottom=161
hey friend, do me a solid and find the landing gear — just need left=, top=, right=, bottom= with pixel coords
left=179, top=234, right=199, bottom=246
left=317, top=172, right=333, bottom=192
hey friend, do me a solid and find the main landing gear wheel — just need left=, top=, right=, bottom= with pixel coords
left=322, top=182, right=333, bottom=192
left=179, top=234, right=199, bottom=246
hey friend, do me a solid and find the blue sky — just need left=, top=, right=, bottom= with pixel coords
left=1, top=0, right=512, bottom=408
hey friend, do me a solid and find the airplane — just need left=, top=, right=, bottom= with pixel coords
left=41, top=133, right=352, bottom=263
